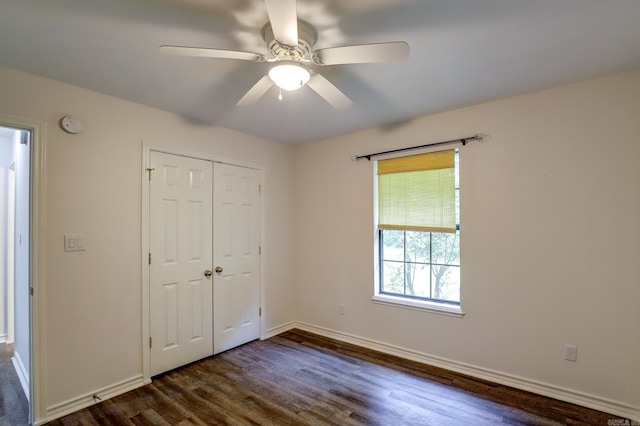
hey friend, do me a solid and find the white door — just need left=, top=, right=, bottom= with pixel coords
left=213, top=163, right=261, bottom=354
left=149, top=152, right=213, bottom=376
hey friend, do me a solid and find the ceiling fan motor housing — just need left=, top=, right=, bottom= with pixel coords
left=262, top=19, right=317, bottom=62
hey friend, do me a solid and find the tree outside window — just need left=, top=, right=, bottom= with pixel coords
left=380, top=230, right=460, bottom=303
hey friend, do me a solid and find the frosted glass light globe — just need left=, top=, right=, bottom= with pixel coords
left=268, top=61, right=310, bottom=91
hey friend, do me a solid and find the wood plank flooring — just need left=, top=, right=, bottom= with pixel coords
left=46, top=329, right=627, bottom=425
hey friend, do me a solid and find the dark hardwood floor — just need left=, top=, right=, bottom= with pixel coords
left=46, top=329, right=626, bottom=425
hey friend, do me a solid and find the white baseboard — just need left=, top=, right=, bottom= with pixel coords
left=41, top=375, right=146, bottom=425
left=262, top=321, right=296, bottom=340
left=269, top=321, right=639, bottom=421
left=12, top=350, right=30, bottom=402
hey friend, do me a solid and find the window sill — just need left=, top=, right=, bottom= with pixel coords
left=372, top=294, right=465, bottom=318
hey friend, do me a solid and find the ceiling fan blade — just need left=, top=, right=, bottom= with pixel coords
left=160, top=45, right=267, bottom=62
left=307, top=74, right=353, bottom=110
left=236, top=75, right=274, bottom=107
left=264, top=0, right=298, bottom=47
left=313, top=41, right=409, bottom=65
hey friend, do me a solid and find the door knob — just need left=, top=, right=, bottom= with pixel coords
left=215, top=266, right=223, bottom=274
left=204, top=270, right=212, bottom=278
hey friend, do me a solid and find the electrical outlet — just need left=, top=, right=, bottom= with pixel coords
left=339, top=304, right=345, bottom=315
left=564, top=344, right=577, bottom=362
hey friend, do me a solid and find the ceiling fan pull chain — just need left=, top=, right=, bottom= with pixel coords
left=278, top=87, right=283, bottom=101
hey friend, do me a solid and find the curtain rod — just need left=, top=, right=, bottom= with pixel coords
left=353, top=133, right=487, bottom=161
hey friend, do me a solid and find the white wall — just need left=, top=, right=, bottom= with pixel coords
left=0, top=65, right=296, bottom=415
left=293, top=70, right=640, bottom=416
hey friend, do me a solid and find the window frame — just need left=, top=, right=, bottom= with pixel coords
left=378, top=228, right=461, bottom=303
left=372, top=149, right=465, bottom=318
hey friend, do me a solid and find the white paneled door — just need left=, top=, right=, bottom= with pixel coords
left=149, top=152, right=213, bottom=376
left=149, top=152, right=261, bottom=375
left=213, top=163, right=261, bottom=354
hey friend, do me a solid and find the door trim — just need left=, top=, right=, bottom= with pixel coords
left=0, top=112, right=47, bottom=424
left=141, top=143, right=265, bottom=383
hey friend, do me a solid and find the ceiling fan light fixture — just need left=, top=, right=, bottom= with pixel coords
left=268, top=61, right=310, bottom=91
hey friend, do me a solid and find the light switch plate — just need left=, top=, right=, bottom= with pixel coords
left=64, top=234, right=86, bottom=252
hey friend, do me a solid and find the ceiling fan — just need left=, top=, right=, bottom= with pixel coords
left=160, top=0, right=409, bottom=109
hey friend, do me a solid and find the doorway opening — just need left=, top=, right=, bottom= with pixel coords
left=0, top=125, right=30, bottom=424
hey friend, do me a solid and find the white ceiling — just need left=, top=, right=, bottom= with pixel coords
left=1, top=0, right=639, bottom=144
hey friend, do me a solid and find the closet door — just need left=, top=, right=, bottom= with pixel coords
left=149, top=152, right=213, bottom=376
left=213, top=163, right=261, bottom=354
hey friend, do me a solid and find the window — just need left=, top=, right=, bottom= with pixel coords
left=374, top=149, right=463, bottom=316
